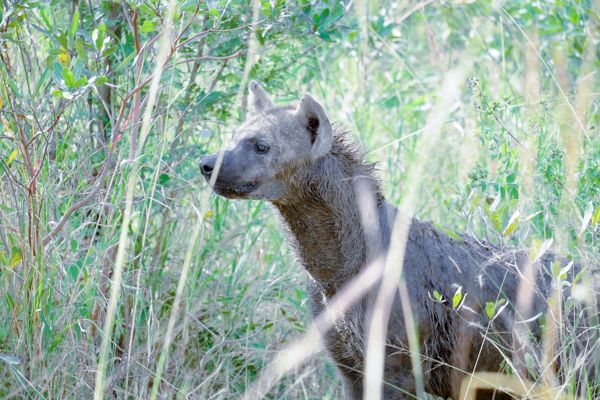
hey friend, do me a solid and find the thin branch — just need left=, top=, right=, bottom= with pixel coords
left=174, top=49, right=244, bottom=66
left=129, top=6, right=143, bottom=162
left=176, top=21, right=264, bottom=49
left=132, top=10, right=141, bottom=53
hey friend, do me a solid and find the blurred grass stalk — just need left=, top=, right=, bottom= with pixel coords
left=363, top=65, right=470, bottom=400
left=93, top=0, right=177, bottom=398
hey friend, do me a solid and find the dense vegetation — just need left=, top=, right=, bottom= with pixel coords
left=0, top=0, right=598, bottom=398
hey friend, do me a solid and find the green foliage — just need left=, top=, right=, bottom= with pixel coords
left=0, top=0, right=598, bottom=398
left=452, top=286, right=464, bottom=310
left=485, top=298, right=507, bottom=320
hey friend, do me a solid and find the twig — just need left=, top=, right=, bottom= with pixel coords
left=129, top=7, right=143, bottom=162
left=176, top=21, right=264, bottom=49
left=174, top=49, right=244, bottom=66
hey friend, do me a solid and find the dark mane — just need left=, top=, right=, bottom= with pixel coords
left=330, top=123, right=382, bottom=196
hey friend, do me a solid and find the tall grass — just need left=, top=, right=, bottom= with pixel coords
left=0, top=0, right=598, bottom=399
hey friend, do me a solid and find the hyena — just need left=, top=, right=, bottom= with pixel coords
left=199, top=82, right=598, bottom=399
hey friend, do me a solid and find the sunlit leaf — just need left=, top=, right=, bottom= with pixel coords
left=75, top=38, right=88, bottom=64
left=502, top=209, right=520, bottom=236
left=141, top=20, right=155, bottom=33
left=9, top=249, right=21, bottom=269
left=93, top=23, right=106, bottom=50
left=489, top=210, right=502, bottom=233
left=433, top=223, right=463, bottom=241
left=452, top=287, right=463, bottom=309
left=7, top=149, right=18, bottom=166
left=592, top=207, right=600, bottom=227
left=62, top=68, right=75, bottom=88
left=485, top=301, right=495, bottom=319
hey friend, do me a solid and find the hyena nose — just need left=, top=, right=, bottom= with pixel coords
left=200, top=155, right=216, bottom=177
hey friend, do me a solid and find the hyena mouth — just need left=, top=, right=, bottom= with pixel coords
left=211, top=182, right=257, bottom=198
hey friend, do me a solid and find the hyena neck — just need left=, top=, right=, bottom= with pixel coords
left=273, top=135, right=385, bottom=298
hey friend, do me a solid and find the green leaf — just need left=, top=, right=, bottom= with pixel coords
left=485, top=301, right=495, bottom=319
left=182, top=0, right=199, bottom=12
left=9, top=249, right=21, bottom=269
left=7, top=149, right=18, bottom=166
left=57, top=29, right=68, bottom=49
left=433, top=223, right=463, bottom=242
left=39, top=8, right=53, bottom=31
left=197, top=91, right=225, bottom=113
left=7, top=14, right=26, bottom=29
left=1, top=64, right=20, bottom=97
left=551, top=261, right=561, bottom=279
left=592, top=206, right=600, bottom=227
left=559, top=261, right=573, bottom=281
left=485, top=299, right=506, bottom=319
left=34, top=67, right=51, bottom=96
left=452, top=287, right=462, bottom=309
left=93, top=23, right=106, bottom=50
left=140, top=20, right=155, bottom=33
left=115, top=51, right=136, bottom=73
left=488, top=209, right=502, bottom=233
left=314, top=8, right=330, bottom=28
left=62, top=68, right=76, bottom=88
left=524, top=352, right=536, bottom=370
left=159, top=173, right=170, bottom=185
left=256, top=28, right=265, bottom=45
left=382, top=95, right=400, bottom=109
left=432, top=290, right=442, bottom=302
left=69, top=10, right=79, bottom=44
left=74, top=77, right=88, bottom=88
left=317, top=29, right=335, bottom=42
left=75, top=38, right=88, bottom=63
left=93, top=76, right=108, bottom=86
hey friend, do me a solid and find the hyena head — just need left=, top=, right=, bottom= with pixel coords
left=200, top=81, right=332, bottom=201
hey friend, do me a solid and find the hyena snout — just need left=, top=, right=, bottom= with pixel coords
left=199, top=152, right=260, bottom=199
left=199, top=154, right=217, bottom=179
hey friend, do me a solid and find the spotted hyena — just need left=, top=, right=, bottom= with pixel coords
left=200, top=82, right=597, bottom=399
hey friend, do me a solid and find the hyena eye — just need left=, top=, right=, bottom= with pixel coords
left=254, top=143, right=270, bottom=154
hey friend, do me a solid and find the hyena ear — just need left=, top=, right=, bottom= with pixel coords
left=296, top=94, right=333, bottom=159
left=248, top=80, right=275, bottom=114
